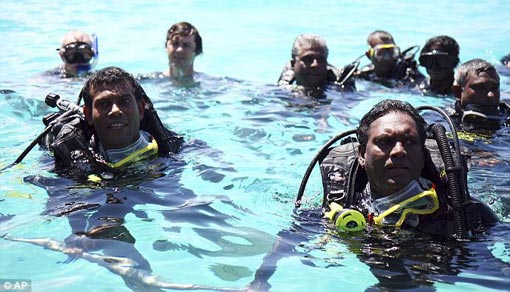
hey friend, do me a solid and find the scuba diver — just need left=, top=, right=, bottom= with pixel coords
left=277, top=33, right=357, bottom=97
left=9, top=66, right=271, bottom=291
left=355, top=30, right=425, bottom=89
left=249, top=99, right=499, bottom=291
left=39, top=66, right=183, bottom=172
left=49, top=29, right=99, bottom=78
left=451, top=58, right=509, bottom=130
left=418, top=35, right=460, bottom=96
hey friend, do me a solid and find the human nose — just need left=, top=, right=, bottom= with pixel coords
left=390, top=141, right=406, bottom=157
left=109, top=102, right=122, bottom=116
left=310, top=58, right=319, bottom=67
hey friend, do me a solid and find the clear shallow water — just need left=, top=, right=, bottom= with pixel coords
left=1, top=1, right=510, bottom=291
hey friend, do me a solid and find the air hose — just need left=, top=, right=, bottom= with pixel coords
left=295, top=129, right=357, bottom=208
left=417, top=105, right=469, bottom=239
left=430, top=123, right=468, bottom=239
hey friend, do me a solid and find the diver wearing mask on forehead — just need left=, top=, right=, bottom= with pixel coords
left=49, top=29, right=98, bottom=78
left=354, top=30, right=425, bottom=88
left=451, top=58, right=509, bottom=131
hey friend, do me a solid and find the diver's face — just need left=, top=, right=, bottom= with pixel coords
left=358, top=112, right=424, bottom=198
left=292, top=48, right=329, bottom=87
left=460, top=70, right=500, bottom=111
left=423, top=45, right=457, bottom=80
left=84, top=81, right=144, bottom=150
left=166, top=34, right=197, bottom=72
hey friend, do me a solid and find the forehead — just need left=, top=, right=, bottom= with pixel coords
left=466, top=70, right=500, bottom=84
left=90, top=81, right=135, bottom=100
left=169, top=34, right=195, bottom=44
left=369, top=112, right=417, bottom=136
left=62, top=33, right=92, bottom=46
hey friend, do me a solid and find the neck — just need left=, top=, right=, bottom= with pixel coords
left=429, top=76, right=454, bottom=94
left=169, top=64, right=194, bottom=78
left=374, top=66, right=394, bottom=79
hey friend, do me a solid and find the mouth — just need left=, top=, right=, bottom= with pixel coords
left=108, top=122, right=127, bottom=129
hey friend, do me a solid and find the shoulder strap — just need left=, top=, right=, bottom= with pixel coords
left=319, top=140, right=360, bottom=208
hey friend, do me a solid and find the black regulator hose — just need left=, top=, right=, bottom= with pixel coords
left=430, top=123, right=468, bottom=239
left=295, top=129, right=357, bottom=208
left=417, top=105, right=462, bottom=160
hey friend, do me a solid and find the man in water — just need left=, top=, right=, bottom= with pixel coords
left=418, top=35, right=460, bottom=96
left=249, top=99, right=497, bottom=290
left=277, top=33, right=356, bottom=96
left=164, top=21, right=203, bottom=85
left=451, top=58, right=508, bottom=129
left=44, top=66, right=182, bottom=170
left=50, top=29, right=98, bottom=78
left=355, top=30, right=424, bottom=88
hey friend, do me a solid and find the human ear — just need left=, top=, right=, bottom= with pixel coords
left=138, top=100, right=145, bottom=121
left=83, top=105, right=93, bottom=126
left=357, top=145, right=366, bottom=168
left=452, top=84, right=462, bottom=100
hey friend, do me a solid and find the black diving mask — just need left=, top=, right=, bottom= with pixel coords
left=59, top=42, right=95, bottom=64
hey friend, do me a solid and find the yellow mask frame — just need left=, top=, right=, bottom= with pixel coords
left=373, top=187, right=439, bottom=227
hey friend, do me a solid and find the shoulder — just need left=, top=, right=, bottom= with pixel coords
left=277, top=61, right=294, bottom=86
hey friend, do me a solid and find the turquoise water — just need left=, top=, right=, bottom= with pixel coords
left=1, top=1, right=510, bottom=291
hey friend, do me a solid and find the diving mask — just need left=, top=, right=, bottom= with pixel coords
left=59, top=42, right=95, bottom=64
left=367, top=44, right=401, bottom=61
left=419, top=50, right=459, bottom=69
left=373, top=178, right=439, bottom=227
left=461, top=104, right=502, bottom=125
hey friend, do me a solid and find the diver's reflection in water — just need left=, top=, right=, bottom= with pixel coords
left=249, top=209, right=510, bottom=291
left=21, top=157, right=271, bottom=291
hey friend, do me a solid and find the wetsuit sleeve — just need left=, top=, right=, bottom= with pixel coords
left=277, top=61, right=294, bottom=86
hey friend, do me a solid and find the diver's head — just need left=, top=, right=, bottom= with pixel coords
left=58, top=29, right=97, bottom=76
left=165, top=22, right=202, bottom=77
left=290, top=34, right=329, bottom=88
left=420, top=35, right=460, bottom=81
left=453, top=59, right=501, bottom=122
left=366, top=30, right=400, bottom=76
left=357, top=99, right=427, bottom=198
left=80, top=67, right=146, bottom=150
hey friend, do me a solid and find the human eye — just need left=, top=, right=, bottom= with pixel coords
left=375, top=136, right=393, bottom=148
left=119, top=96, right=133, bottom=106
left=95, top=99, right=111, bottom=110
left=301, top=55, right=314, bottom=65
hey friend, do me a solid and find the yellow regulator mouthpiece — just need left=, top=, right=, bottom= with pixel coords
left=325, top=202, right=366, bottom=232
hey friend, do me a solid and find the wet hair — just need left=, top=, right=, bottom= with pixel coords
left=367, top=30, right=395, bottom=46
left=165, top=22, right=203, bottom=56
left=454, top=58, right=499, bottom=88
left=357, top=99, right=427, bottom=148
left=291, top=34, right=329, bottom=60
left=422, top=35, right=460, bottom=57
left=80, top=66, right=146, bottom=107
